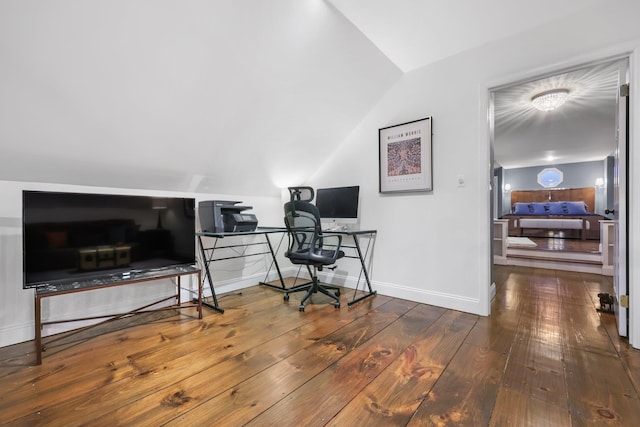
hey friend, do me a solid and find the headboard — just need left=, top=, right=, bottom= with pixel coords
left=510, top=187, right=595, bottom=213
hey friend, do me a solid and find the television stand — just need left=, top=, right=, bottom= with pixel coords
left=33, top=266, right=201, bottom=365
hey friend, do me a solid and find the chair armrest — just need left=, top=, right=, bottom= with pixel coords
left=310, top=234, right=343, bottom=264
left=317, top=233, right=342, bottom=250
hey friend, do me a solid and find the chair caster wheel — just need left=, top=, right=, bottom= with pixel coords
left=299, top=305, right=305, bottom=312
left=284, top=294, right=290, bottom=301
left=334, top=302, right=340, bottom=308
left=335, top=290, right=341, bottom=297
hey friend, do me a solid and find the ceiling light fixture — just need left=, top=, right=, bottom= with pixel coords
left=531, top=88, right=570, bottom=112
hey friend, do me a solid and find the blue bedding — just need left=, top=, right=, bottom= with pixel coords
left=509, top=201, right=596, bottom=216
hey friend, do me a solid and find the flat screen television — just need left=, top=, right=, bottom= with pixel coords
left=315, top=185, right=360, bottom=227
left=22, top=191, right=196, bottom=288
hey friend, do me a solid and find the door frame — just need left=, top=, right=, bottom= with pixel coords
left=613, top=62, right=630, bottom=336
left=629, top=47, right=640, bottom=348
left=484, top=52, right=638, bottom=347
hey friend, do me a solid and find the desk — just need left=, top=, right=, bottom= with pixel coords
left=196, top=228, right=288, bottom=313
left=197, top=228, right=377, bottom=311
left=34, top=265, right=201, bottom=365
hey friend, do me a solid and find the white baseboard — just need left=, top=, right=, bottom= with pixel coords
left=369, top=279, right=483, bottom=314
left=0, top=321, right=33, bottom=349
left=199, top=269, right=290, bottom=297
left=282, top=267, right=484, bottom=314
left=206, top=267, right=483, bottom=315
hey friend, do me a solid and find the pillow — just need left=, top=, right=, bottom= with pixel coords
left=46, top=231, right=68, bottom=249
left=547, top=202, right=565, bottom=215
left=565, top=201, right=588, bottom=214
left=529, top=202, right=548, bottom=215
left=512, top=203, right=530, bottom=214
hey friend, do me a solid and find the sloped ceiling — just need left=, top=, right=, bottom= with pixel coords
left=329, top=0, right=609, bottom=72
left=0, top=1, right=401, bottom=196
left=0, top=0, right=617, bottom=196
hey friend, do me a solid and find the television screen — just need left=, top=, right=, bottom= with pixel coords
left=315, top=186, right=360, bottom=223
left=22, top=191, right=196, bottom=288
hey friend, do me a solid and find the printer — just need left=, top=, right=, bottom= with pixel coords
left=198, top=200, right=258, bottom=233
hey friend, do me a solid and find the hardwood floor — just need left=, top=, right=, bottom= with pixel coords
left=1, top=269, right=639, bottom=426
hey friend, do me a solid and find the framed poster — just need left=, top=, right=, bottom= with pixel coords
left=379, top=117, right=432, bottom=193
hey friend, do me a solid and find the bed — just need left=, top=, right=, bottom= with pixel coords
left=502, top=187, right=606, bottom=240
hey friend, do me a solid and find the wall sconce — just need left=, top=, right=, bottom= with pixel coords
left=503, top=183, right=511, bottom=192
left=595, top=177, right=605, bottom=188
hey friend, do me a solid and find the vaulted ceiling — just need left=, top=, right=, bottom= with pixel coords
left=0, top=0, right=614, bottom=196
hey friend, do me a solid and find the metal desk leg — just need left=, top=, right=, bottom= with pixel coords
left=197, top=235, right=224, bottom=314
left=259, top=232, right=287, bottom=290
left=348, top=234, right=377, bottom=307
left=177, top=276, right=181, bottom=306
left=197, top=270, right=203, bottom=319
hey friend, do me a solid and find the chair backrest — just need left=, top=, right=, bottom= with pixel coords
left=284, top=187, right=345, bottom=268
left=284, top=187, right=326, bottom=265
left=287, top=186, right=314, bottom=203
left=284, top=203, right=320, bottom=259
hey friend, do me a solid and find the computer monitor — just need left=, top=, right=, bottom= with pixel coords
left=315, top=185, right=360, bottom=228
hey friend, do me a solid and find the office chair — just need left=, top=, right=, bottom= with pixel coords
left=283, top=187, right=344, bottom=311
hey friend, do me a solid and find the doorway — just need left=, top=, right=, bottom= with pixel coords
left=490, top=57, right=629, bottom=336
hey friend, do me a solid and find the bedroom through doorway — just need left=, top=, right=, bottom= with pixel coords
left=490, top=56, right=629, bottom=336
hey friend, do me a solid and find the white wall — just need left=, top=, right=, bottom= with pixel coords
left=309, top=62, right=493, bottom=315
left=310, top=3, right=640, bottom=326
left=0, top=180, right=284, bottom=347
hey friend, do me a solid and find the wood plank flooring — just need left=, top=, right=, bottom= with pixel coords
left=1, top=268, right=639, bottom=426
